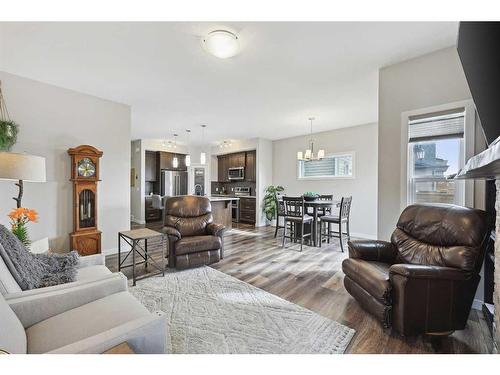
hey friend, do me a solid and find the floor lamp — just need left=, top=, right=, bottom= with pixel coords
left=0, top=152, right=46, bottom=208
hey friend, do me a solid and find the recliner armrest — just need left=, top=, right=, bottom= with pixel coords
left=348, top=240, right=397, bottom=263
left=389, top=264, right=470, bottom=281
left=206, top=223, right=225, bottom=237
left=162, top=226, right=181, bottom=240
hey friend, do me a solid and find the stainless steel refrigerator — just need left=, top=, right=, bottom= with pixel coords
left=160, top=170, right=188, bottom=197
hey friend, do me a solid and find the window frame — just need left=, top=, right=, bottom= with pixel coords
left=407, top=137, right=465, bottom=205
left=296, top=151, right=356, bottom=180
left=400, top=100, right=475, bottom=210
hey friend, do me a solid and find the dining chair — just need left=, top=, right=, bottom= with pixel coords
left=274, top=193, right=286, bottom=238
left=318, top=196, right=352, bottom=252
left=317, top=194, right=333, bottom=217
left=282, top=196, right=312, bottom=252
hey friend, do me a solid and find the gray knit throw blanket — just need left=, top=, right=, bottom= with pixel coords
left=0, top=225, right=79, bottom=290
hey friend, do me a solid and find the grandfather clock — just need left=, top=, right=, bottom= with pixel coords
left=68, top=145, right=103, bottom=256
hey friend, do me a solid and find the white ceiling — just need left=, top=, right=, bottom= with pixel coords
left=0, top=22, right=458, bottom=145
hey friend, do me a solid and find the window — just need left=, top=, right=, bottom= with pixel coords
left=407, top=108, right=465, bottom=205
left=298, top=153, right=354, bottom=179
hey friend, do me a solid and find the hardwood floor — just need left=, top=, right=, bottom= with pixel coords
left=106, top=221, right=494, bottom=354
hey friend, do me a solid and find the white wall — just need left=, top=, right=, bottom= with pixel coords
left=0, top=71, right=131, bottom=254
left=378, top=47, right=473, bottom=240
left=272, top=123, right=378, bottom=239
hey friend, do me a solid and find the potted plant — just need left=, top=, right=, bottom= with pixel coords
left=8, top=207, right=39, bottom=247
left=263, top=185, right=284, bottom=225
left=0, top=119, right=19, bottom=151
left=303, top=191, right=319, bottom=201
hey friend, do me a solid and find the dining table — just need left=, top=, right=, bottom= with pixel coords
left=304, top=199, right=341, bottom=247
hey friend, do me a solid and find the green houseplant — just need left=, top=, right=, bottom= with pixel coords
left=0, top=119, right=19, bottom=151
left=263, top=185, right=284, bottom=221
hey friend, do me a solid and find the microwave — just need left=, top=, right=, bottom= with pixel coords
left=228, top=167, right=245, bottom=180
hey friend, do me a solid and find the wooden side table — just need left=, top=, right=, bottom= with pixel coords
left=118, top=228, right=165, bottom=286
left=103, top=342, right=135, bottom=354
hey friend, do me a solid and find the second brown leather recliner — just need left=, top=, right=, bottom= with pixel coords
left=342, top=203, right=490, bottom=336
left=162, top=196, right=225, bottom=270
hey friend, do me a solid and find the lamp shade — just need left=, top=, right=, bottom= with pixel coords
left=0, top=152, right=46, bottom=182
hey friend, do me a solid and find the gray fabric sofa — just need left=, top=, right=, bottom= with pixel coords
left=0, top=275, right=167, bottom=354
left=1, top=253, right=115, bottom=297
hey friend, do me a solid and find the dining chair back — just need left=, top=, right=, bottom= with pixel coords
left=283, top=196, right=305, bottom=218
left=281, top=196, right=312, bottom=252
left=340, top=196, right=352, bottom=221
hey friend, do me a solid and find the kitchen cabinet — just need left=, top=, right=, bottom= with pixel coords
left=217, top=150, right=256, bottom=183
left=239, top=197, right=256, bottom=224
left=158, top=151, right=187, bottom=171
left=245, top=150, right=256, bottom=182
left=218, top=154, right=229, bottom=182
left=145, top=197, right=162, bottom=222
left=145, top=151, right=157, bottom=181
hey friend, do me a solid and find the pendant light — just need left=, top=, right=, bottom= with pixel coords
left=185, top=129, right=191, bottom=167
left=172, top=134, right=179, bottom=168
left=200, top=125, right=207, bottom=165
left=297, top=117, right=325, bottom=161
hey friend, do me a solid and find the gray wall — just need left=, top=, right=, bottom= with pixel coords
left=273, top=123, right=378, bottom=238
left=377, top=47, right=472, bottom=239
left=0, top=71, right=131, bottom=254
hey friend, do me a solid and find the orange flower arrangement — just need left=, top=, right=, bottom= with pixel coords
left=8, top=207, right=39, bottom=246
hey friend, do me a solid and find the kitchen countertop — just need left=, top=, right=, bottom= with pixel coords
left=211, top=194, right=256, bottom=199
left=209, top=196, right=240, bottom=202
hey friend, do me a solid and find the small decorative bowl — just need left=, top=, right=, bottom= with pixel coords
left=303, top=195, right=318, bottom=202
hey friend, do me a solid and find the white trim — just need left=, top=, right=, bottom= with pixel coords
left=131, top=218, right=146, bottom=225
left=350, top=232, right=377, bottom=240
left=400, top=100, right=475, bottom=210
left=296, top=151, right=356, bottom=181
left=471, top=298, right=483, bottom=311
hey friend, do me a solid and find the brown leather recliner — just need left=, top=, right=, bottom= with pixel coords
left=162, top=196, right=225, bottom=270
left=342, top=204, right=490, bottom=336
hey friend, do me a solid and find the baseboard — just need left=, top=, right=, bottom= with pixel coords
left=350, top=232, right=377, bottom=240
left=472, top=298, right=483, bottom=311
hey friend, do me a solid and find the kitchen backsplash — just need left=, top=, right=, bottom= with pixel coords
left=211, top=181, right=256, bottom=196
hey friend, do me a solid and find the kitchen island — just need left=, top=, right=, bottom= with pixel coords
left=209, top=196, right=238, bottom=230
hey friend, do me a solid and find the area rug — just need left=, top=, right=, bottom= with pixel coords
left=129, top=266, right=355, bottom=354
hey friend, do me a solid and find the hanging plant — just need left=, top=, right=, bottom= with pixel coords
left=0, top=81, right=19, bottom=151
left=0, top=120, right=19, bottom=151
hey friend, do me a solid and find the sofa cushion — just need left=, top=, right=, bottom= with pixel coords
left=75, top=265, right=112, bottom=282
left=0, top=253, right=22, bottom=295
left=342, top=258, right=392, bottom=305
left=0, top=292, right=26, bottom=354
left=175, top=235, right=221, bottom=255
left=25, top=291, right=149, bottom=353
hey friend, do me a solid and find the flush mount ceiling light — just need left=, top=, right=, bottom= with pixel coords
left=203, top=30, right=239, bottom=59
left=297, top=117, right=325, bottom=161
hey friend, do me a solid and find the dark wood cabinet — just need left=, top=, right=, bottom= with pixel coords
left=218, top=154, right=230, bottom=182
left=145, top=197, right=162, bottom=222
left=158, top=151, right=187, bottom=171
left=145, top=151, right=157, bottom=182
left=239, top=197, right=256, bottom=224
left=245, top=150, right=256, bottom=182
left=217, top=150, right=256, bottom=183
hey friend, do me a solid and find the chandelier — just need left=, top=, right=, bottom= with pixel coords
left=297, top=117, right=325, bottom=161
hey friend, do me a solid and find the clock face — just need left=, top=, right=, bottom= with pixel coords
left=77, top=158, right=96, bottom=177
